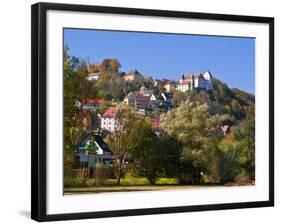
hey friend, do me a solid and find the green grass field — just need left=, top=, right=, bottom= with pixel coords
left=63, top=176, right=226, bottom=194
left=64, top=177, right=179, bottom=188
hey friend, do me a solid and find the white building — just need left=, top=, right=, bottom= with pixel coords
left=77, top=135, right=114, bottom=168
left=87, top=72, right=100, bottom=81
left=203, top=71, right=213, bottom=89
left=101, top=106, right=118, bottom=132
left=177, top=71, right=213, bottom=92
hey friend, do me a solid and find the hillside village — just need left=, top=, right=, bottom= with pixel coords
left=64, top=54, right=255, bottom=187
left=77, top=59, right=236, bottom=170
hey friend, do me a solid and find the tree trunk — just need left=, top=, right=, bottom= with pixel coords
left=117, top=164, right=122, bottom=185
left=117, top=174, right=121, bottom=185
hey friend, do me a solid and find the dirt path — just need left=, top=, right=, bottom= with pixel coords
left=64, top=185, right=223, bottom=195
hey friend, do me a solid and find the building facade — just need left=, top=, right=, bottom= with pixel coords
left=123, top=70, right=145, bottom=82
left=87, top=72, right=100, bottom=81
left=177, top=71, right=213, bottom=92
left=83, top=98, right=104, bottom=111
left=101, top=106, right=118, bottom=132
left=77, top=135, right=114, bottom=169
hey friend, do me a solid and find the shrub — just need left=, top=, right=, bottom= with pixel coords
left=234, top=172, right=252, bottom=185
left=95, top=163, right=111, bottom=186
left=63, top=153, right=75, bottom=178
left=64, top=177, right=86, bottom=187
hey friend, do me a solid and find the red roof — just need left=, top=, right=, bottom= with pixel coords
left=135, top=93, right=150, bottom=102
left=86, top=98, right=104, bottom=105
left=180, top=79, right=192, bottom=84
left=102, top=106, right=117, bottom=118
left=150, top=116, right=160, bottom=130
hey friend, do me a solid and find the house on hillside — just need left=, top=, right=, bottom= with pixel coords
left=76, top=135, right=114, bottom=169
left=138, top=86, right=161, bottom=102
left=101, top=106, right=118, bottom=132
left=177, top=71, right=213, bottom=92
left=150, top=116, right=161, bottom=136
left=87, top=72, right=100, bottom=81
left=161, top=92, right=173, bottom=103
left=123, top=70, right=145, bottom=82
left=92, top=113, right=102, bottom=130
left=161, top=92, right=173, bottom=109
left=153, top=79, right=176, bottom=92
left=82, top=111, right=102, bottom=133
left=87, top=64, right=100, bottom=80
left=123, top=90, right=152, bottom=109
left=203, top=71, right=213, bottom=89
left=83, top=98, right=104, bottom=111
left=123, top=92, right=136, bottom=105
left=153, top=79, right=162, bottom=87
left=135, top=93, right=151, bottom=109
left=163, top=79, right=176, bottom=92
left=221, top=125, right=231, bottom=136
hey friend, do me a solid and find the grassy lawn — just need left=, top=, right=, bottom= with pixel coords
left=64, top=177, right=179, bottom=188
left=64, top=177, right=224, bottom=194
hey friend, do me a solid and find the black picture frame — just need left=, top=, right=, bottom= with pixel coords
left=31, top=2, right=274, bottom=222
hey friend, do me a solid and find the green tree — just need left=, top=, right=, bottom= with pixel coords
left=131, top=125, right=181, bottom=184
left=109, top=58, right=121, bottom=72
left=130, top=122, right=159, bottom=184
left=218, top=140, right=242, bottom=183
left=172, top=90, right=187, bottom=107
left=104, top=105, right=146, bottom=184
left=63, top=46, right=99, bottom=177
left=230, top=99, right=244, bottom=120
left=63, top=47, right=86, bottom=153
left=231, top=104, right=255, bottom=180
left=144, top=76, right=154, bottom=89
left=162, top=100, right=229, bottom=183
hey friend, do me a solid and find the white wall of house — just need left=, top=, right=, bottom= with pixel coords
left=177, top=73, right=213, bottom=92
left=150, top=94, right=157, bottom=101
left=87, top=73, right=99, bottom=81
left=164, top=83, right=171, bottom=92
left=203, top=72, right=213, bottom=90
left=177, top=83, right=191, bottom=92
left=101, top=117, right=118, bottom=132
left=78, top=140, right=113, bottom=168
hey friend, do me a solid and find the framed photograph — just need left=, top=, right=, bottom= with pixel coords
left=31, top=2, right=274, bottom=222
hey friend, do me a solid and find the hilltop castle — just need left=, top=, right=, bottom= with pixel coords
left=177, top=71, right=213, bottom=92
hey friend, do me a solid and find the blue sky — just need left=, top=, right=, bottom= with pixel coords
left=64, top=29, right=255, bottom=94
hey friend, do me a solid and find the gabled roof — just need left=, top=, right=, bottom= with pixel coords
left=78, top=135, right=113, bottom=154
left=135, top=93, right=150, bottom=102
left=221, top=125, right=230, bottom=132
left=161, top=92, right=172, bottom=98
left=182, top=74, right=193, bottom=80
left=142, top=89, right=154, bottom=96
left=85, top=98, right=104, bottom=105
left=182, top=73, right=203, bottom=79
left=127, top=69, right=141, bottom=76
left=162, top=79, right=176, bottom=84
left=102, top=106, right=117, bottom=118
left=193, top=73, right=204, bottom=79
left=94, top=135, right=113, bottom=154
left=78, top=136, right=96, bottom=151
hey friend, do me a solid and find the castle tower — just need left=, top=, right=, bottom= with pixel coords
left=203, top=71, right=213, bottom=90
